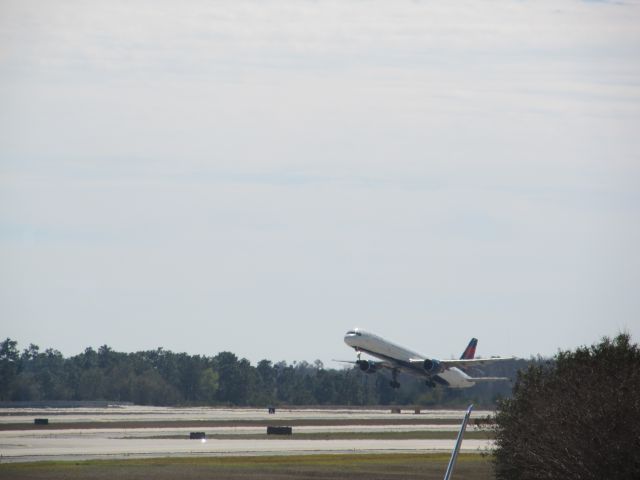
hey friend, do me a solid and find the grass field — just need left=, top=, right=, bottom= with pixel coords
left=0, top=453, right=494, bottom=480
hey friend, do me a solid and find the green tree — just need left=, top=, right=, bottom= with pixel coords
left=35, top=348, right=70, bottom=399
left=493, top=333, right=640, bottom=479
left=214, top=352, right=242, bottom=403
left=76, top=368, right=105, bottom=400
left=175, top=353, right=203, bottom=402
left=198, top=368, right=219, bottom=403
left=254, top=359, right=277, bottom=405
left=236, top=358, right=256, bottom=405
left=314, top=368, right=338, bottom=404
left=131, top=368, right=180, bottom=405
left=0, top=338, right=19, bottom=400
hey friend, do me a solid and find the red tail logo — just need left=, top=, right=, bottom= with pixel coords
left=460, top=338, right=478, bottom=360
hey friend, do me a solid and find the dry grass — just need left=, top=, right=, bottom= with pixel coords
left=0, top=453, right=493, bottom=480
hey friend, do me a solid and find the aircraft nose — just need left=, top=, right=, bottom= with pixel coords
left=344, top=330, right=358, bottom=346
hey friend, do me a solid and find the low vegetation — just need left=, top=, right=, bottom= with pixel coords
left=493, top=333, right=640, bottom=479
left=0, top=453, right=494, bottom=480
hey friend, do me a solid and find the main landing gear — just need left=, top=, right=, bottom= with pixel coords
left=425, top=379, right=436, bottom=388
left=390, top=369, right=401, bottom=389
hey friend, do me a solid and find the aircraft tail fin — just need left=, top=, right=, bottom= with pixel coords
left=460, top=338, right=478, bottom=360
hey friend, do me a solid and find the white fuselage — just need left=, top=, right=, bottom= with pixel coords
left=344, top=328, right=475, bottom=388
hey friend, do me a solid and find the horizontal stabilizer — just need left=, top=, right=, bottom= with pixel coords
left=440, top=357, right=516, bottom=368
left=467, top=376, right=510, bottom=383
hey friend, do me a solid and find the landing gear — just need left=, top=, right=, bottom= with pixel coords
left=390, top=369, right=401, bottom=389
left=425, top=379, right=436, bottom=388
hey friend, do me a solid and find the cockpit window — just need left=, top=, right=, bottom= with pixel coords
left=346, top=330, right=361, bottom=336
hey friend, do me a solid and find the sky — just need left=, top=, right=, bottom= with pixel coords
left=1, top=0, right=639, bottom=365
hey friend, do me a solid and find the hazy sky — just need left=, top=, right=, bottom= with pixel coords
left=1, top=0, right=639, bottom=365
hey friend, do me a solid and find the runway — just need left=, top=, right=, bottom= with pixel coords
left=0, top=405, right=494, bottom=424
left=0, top=406, right=494, bottom=463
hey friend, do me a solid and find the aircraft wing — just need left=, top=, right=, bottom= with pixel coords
left=332, top=359, right=396, bottom=370
left=439, top=357, right=516, bottom=368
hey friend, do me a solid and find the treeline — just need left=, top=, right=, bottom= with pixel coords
left=0, top=338, right=531, bottom=408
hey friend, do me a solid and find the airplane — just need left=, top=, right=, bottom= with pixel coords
left=342, top=328, right=513, bottom=389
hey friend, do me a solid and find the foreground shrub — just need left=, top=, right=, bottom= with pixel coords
left=493, top=333, right=640, bottom=479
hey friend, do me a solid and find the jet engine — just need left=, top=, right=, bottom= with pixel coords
left=423, top=359, right=443, bottom=374
left=357, top=360, right=378, bottom=373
